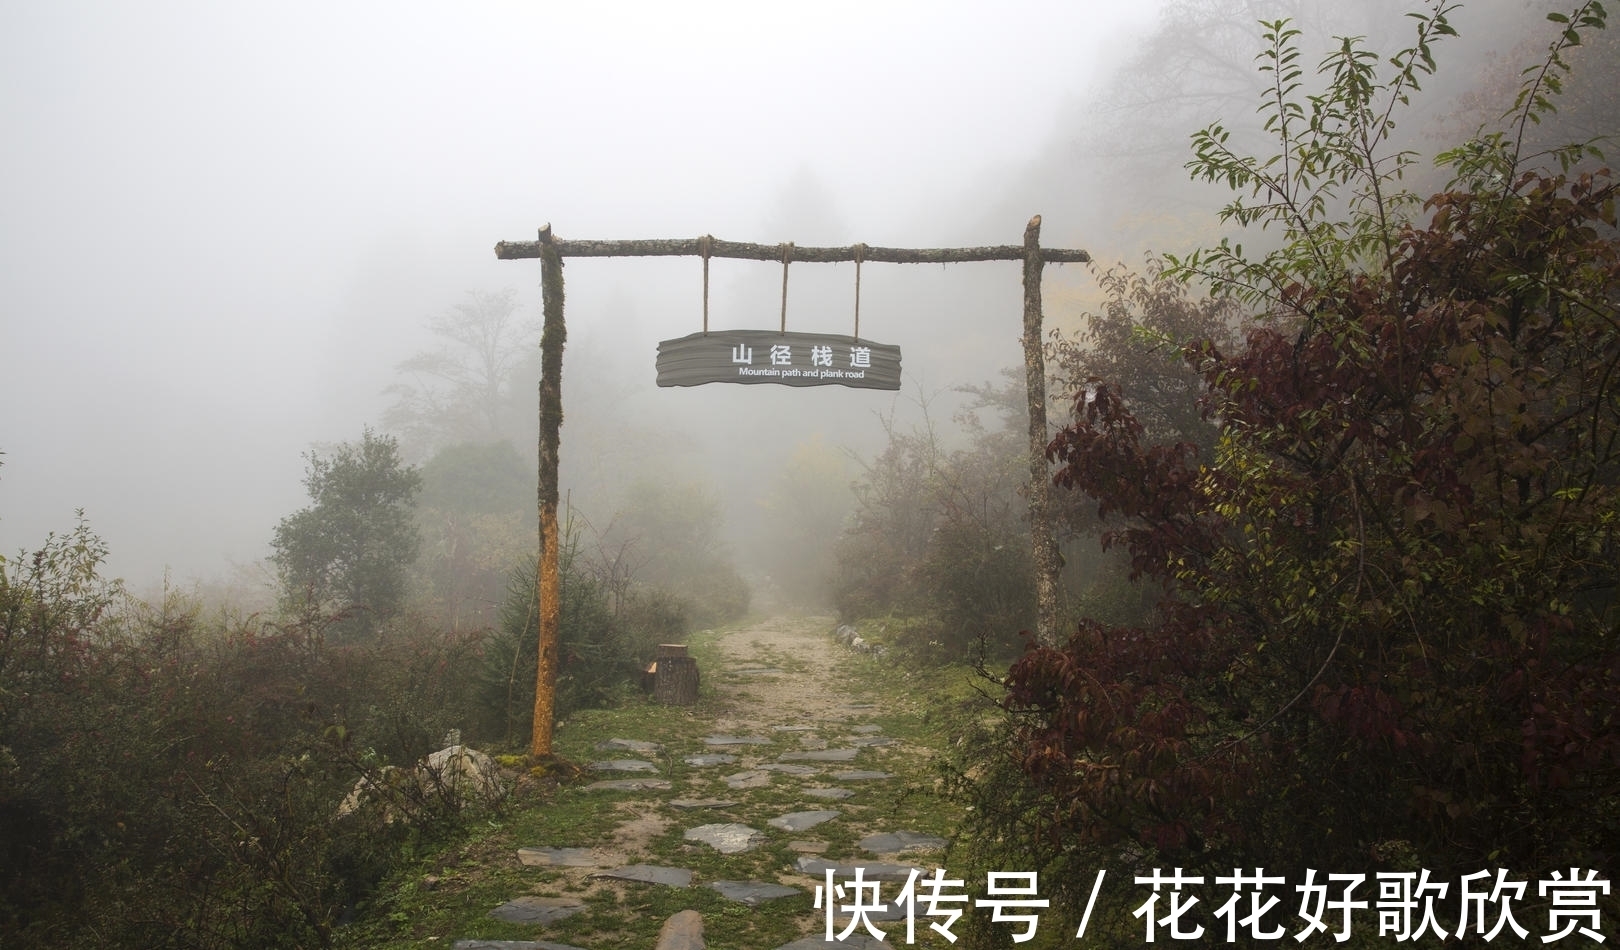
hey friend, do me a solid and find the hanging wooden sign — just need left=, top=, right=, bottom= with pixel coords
left=656, top=330, right=901, bottom=390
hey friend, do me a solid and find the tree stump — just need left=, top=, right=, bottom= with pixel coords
left=653, top=643, right=699, bottom=706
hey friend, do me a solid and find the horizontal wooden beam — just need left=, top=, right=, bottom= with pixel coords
left=494, top=233, right=1090, bottom=265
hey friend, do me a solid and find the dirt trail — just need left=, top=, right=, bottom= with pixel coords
left=700, top=614, right=867, bottom=734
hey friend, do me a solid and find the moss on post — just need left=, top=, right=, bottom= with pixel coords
left=531, top=225, right=566, bottom=759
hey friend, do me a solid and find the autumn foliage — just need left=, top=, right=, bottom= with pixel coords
left=995, top=0, right=1619, bottom=897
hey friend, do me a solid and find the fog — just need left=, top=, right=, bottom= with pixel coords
left=0, top=0, right=1578, bottom=595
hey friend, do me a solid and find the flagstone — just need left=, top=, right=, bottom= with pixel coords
left=703, top=735, right=772, bottom=746
left=684, top=753, right=737, bottom=767
left=685, top=822, right=766, bottom=853
left=831, top=770, right=892, bottom=781
left=488, top=896, right=586, bottom=925
left=774, top=934, right=894, bottom=950
left=758, top=763, right=818, bottom=775
left=590, top=864, right=694, bottom=887
left=857, top=831, right=948, bottom=853
left=668, top=798, right=739, bottom=810
left=450, top=933, right=589, bottom=940
left=779, top=748, right=859, bottom=763
left=802, top=787, right=855, bottom=800
left=584, top=778, right=672, bottom=792
left=516, top=847, right=602, bottom=868
left=709, top=880, right=802, bottom=904
left=820, top=899, right=912, bottom=925
left=596, top=738, right=663, bottom=754
left=591, top=759, right=659, bottom=773
left=768, top=809, right=840, bottom=832
left=655, top=909, right=705, bottom=950
left=793, top=857, right=925, bottom=882
left=723, top=770, right=771, bottom=789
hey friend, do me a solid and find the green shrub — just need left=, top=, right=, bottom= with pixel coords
left=481, top=541, right=631, bottom=744
left=1, top=520, right=495, bottom=948
left=833, top=385, right=1036, bottom=662
left=916, top=510, right=1034, bottom=662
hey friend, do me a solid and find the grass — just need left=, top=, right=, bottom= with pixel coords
left=333, top=619, right=989, bottom=950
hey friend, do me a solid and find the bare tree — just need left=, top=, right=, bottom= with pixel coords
left=384, top=289, right=538, bottom=457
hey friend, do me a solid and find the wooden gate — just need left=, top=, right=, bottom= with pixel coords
left=496, top=216, right=1088, bottom=756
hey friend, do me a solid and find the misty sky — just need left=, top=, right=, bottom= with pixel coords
left=1, top=1, right=1174, bottom=591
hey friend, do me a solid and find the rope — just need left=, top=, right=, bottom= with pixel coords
left=852, top=242, right=867, bottom=341
left=780, top=242, right=793, bottom=333
left=698, top=234, right=712, bottom=334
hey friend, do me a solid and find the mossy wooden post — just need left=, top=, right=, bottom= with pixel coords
left=1022, top=215, right=1063, bottom=647
left=532, top=225, right=565, bottom=758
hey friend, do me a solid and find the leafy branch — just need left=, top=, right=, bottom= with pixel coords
left=1168, top=3, right=1461, bottom=314
left=1439, top=1, right=1611, bottom=193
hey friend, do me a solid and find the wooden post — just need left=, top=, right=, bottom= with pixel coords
left=1023, top=216, right=1064, bottom=647
left=531, top=225, right=565, bottom=758
left=653, top=643, right=700, bottom=706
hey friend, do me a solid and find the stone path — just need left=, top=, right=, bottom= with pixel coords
left=452, top=616, right=952, bottom=950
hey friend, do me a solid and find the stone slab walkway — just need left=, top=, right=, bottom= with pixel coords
left=454, top=616, right=952, bottom=950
